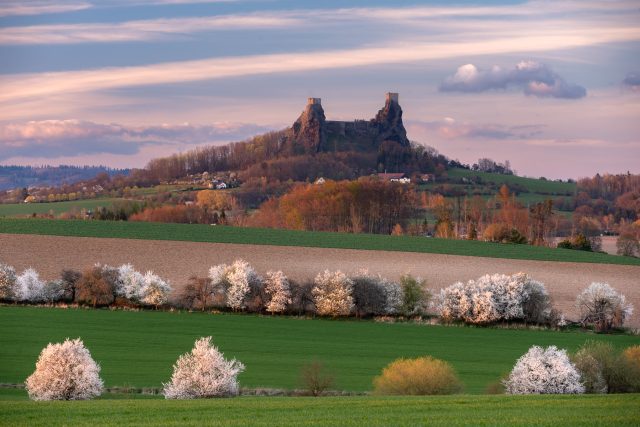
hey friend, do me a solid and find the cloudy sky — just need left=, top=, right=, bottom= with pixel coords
left=1, top=0, right=639, bottom=179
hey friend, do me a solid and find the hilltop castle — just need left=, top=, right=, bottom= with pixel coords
left=281, top=93, right=410, bottom=155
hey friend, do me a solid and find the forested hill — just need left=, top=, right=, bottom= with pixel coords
left=144, top=94, right=454, bottom=183
left=0, top=165, right=130, bottom=191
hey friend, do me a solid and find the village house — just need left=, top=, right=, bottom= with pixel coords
left=377, top=172, right=411, bottom=184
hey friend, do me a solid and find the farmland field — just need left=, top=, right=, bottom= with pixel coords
left=446, top=168, right=577, bottom=195
left=0, top=394, right=638, bottom=426
left=0, top=199, right=121, bottom=217
left=1, top=307, right=638, bottom=394
left=1, top=218, right=637, bottom=265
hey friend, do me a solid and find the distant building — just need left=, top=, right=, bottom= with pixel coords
left=215, top=182, right=227, bottom=190
left=421, top=174, right=435, bottom=183
left=314, top=177, right=326, bottom=185
left=377, top=172, right=410, bottom=183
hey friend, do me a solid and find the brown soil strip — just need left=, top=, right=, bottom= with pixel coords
left=1, top=233, right=638, bottom=327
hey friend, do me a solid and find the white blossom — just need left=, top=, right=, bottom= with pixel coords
left=312, top=270, right=354, bottom=316
left=504, top=345, right=584, bottom=395
left=576, top=282, right=633, bottom=331
left=380, top=278, right=403, bottom=315
left=16, top=268, right=45, bottom=303
left=25, top=338, right=104, bottom=400
left=209, top=259, right=262, bottom=311
left=116, top=264, right=145, bottom=301
left=264, top=270, right=291, bottom=313
left=163, top=336, right=245, bottom=399
left=140, top=271, right=172, bottom=306
left=0, top=263, right=17, bottom=301
left=437, top=273, right=551, bottom=324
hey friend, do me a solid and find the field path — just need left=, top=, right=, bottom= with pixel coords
left=2, top=233, right=638, bottom=326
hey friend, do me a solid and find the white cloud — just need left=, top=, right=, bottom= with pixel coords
left=439, top=61, right=587, bottom=99
left=0, top=14, right=302, bottom=45
left=0, top=1, right=91, bottom=17
left=408, top=118, right=545, bottom=140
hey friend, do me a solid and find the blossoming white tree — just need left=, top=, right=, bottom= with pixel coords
left=0, top=263, right=17, bottom=301
left=16, top=268, right=45, bottom=303
left=312, top=270, right=354, bottom=316
left=140, top=271, right=172, bottom=307
left=503, top=345, right=584, bottom=395
left=264, top=270, right=291, bottom=314
left=115, top=264, right=145, bottom=301
left=576, top=282, right=633, bottom=332
left=209, top=259, right=262, bottom=311
left=163, top=336, right=245, bottom=399
left=25, top=338, right=104, bottom=400
left=437, top=273, right=551, bottom=324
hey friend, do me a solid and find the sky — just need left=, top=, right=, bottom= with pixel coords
left=0, top=0, right=639, bottom=179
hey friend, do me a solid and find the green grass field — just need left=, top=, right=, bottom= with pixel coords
left=447, top=168, right=577, bottom=195
left=1, top=218, right=638, bottom=265
left=1, top=307, right=638, bottom=394
left=0, top=198, right=121, bottom=217
left=0, top=394, right=638, bottom=426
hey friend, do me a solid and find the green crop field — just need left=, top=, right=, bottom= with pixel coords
left=1, top=218, right=638, bottom=265
left=447, top=168, right=577, bottom=195
left=0, top=394, right=638, bottom=426
left=0, top=199, right=121, bottom=217
left=1, top=307, right=638, bottom=394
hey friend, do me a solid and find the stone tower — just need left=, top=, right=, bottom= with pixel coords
left=386, top=92, right=399, bottom=104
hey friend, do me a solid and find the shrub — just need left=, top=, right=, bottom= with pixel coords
left=288, top=280, right=315, bottom=315
left=299, top=360, right=334, bottom=396
left=25, top=338, right=103, bottom=400
left=504, top=345, right=584, bottom=394
left=42, top=280, right=67, bottom=303
left=312, top=270, right=354, bottom=316
left=399, top=275, right=429, bottom=316
left=210, top=259, right=263, bottom=311
left=623, top=346, right=640, bottom=391
left=16, top=268, right=45, bottom=303
left=59, top=269, right=81, bottom=302
left=163, top=336, right=245, bottom=399
left=616, top=233, right=640, bottom=257
left=573, top=341, right=640, bottom=393
left=351, top=271, right=389, bottom=317
left=0, top=263, right=17, bottom=301
left=179, top=276, right=216, bottom=310
left=373, top=356, right=463, bottom=395
left=264, top=270, right=291, bottom=314
left=437, top=273, right=551, bottom=325
left=576, top=282, right=633, bottom=332
left=75, top=266, right=116, bottom=307
left=140, top=271, right=172, bottom=307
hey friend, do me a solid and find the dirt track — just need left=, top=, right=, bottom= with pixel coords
left=1, top=233, right=638, bottom=326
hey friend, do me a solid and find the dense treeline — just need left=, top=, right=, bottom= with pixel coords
left=247, top=179, right=419, bottom=234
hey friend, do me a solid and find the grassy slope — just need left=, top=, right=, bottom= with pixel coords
left=1, top=307, right=638, bottom=394
left=1, top=395, right=638, bottom=426
left=447, top=168, right=576, bottom=195
left=0, top=199, right=121, bottom=217
left=1, top=219, right=639, bottom=265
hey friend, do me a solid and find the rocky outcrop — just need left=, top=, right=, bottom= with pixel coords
left=282, top=93, right=409, bottom=156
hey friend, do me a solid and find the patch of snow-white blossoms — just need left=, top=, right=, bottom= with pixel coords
left=381, top=278, right=404, bottom=315
left=25, top=338, right=104, bottom=400
left=312, top=270, right=354, bottom=316
left=576, top=282, right=633, bottom=331
left=114, top=264, right=172, bottom=306
left=0, top=262, right=17, bottom=300
left=209, top=259, right=262, bottom=311
left=437, top=273, right=551, bottom=324
left=115, top=264, right=145, bottom=301
left=141, top=271, right=172, bottom=306
left=163, top=336, right=245, bottom=399
left=16, top=268, right=45, bottom=303
left=264, top=270, right=291, bottom=313
left=503, top=345, right=584, bottom=395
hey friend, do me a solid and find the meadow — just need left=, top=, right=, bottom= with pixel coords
left=0, top=393, right=638, bottom=426
left=446, top=168, right=577, bottom=195
left=1, top=218, right=638, bottom=266
left=1, top=307, right=638, bottom=394
left=0, top=199, right=120, bottom=217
